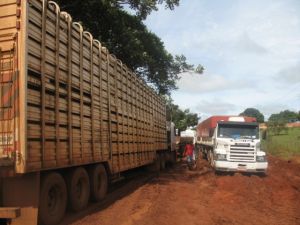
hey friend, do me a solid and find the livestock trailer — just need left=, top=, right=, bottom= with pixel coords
left=0, top=0, right=175, bottom=224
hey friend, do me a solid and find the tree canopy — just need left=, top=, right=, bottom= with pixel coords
left=239, top=108, right=264, bottom=123
left=109, top=0, right=180, bottom=19
left=166, top=99, right=199, bottom=132
left=57, top=0, right=203, bottom=95
left=268, top=110, right=299, bottom=123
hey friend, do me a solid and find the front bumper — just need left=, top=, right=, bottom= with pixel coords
left=214, top=160, right=268, bottom=173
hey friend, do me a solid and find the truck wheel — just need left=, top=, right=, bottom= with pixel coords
left=196, top=156, right=202, bottom=169
left=201, top=151, right=206, bottom=159
left=209, top=151, right=215, bottom=167
left=39, top=172, right=67, bottom=225
left=89, top=164, right=108, bottom=202
left=67, top=167, right=90, bottom=212
left=207, top=151, right=212, bottom=164
left=215, top=170, right=224, bottom=176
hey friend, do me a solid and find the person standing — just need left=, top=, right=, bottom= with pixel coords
left=183, top=143, right=194, bottom=163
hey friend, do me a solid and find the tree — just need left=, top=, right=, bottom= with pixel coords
left=57, top=0, right=203, bottom=95
left=109, top=0, right=180, bottom=19
left=166, top=99, right=199, bottom=132
left=239, top=108, right=264, bottom=123
left=268, top=110, right=299, bottom=123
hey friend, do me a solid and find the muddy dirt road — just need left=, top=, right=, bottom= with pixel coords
left=68, top=156, right=300, bottom=225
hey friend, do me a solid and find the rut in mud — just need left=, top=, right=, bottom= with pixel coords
left=69, top=156, right=300, bottom=225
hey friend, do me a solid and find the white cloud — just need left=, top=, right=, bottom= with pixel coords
left=177, top=71, right=252, bottom=93
left=195, top=99, right=237, bottom=116
left=277, top=62, right=300, bottom=84
left=145, top=0, right=300, bottom=118
left=234, top=33, right=268, bottom=55
left=256, top=103, right=290, bottom=119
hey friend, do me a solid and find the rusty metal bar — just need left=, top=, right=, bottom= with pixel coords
left=84, top=31, right=95, bottom=161
left=61, top=11, right=73, bottom=164
left=120, top=64, right=125, bottom=168
left=49, top=1, right=60, bottom=165
left=73, top=22, right=84, bottom=162
left=105, top=48, right=112, bottom=162
left=135, top=75, right=139, bottom=166
left=0, top=207, right=21, bottom=219
left=114, top=58, right=120, bottom=171
left=7, top=49, right=12, bottom=152
left=127, top=70, right=131, bottom=165
left=94, top=40, right=103, bottom=160
left=40, top=0, right=47, bottom=165
left=13, top=33, right=19, bottom=164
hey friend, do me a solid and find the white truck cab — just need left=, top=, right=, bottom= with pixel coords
left=198, top=116, right=268, bottom=173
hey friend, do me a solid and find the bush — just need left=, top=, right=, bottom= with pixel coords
left=267, top=121, right=288, bottom=136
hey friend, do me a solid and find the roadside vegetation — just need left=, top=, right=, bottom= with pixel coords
left=261, top=110, right=300, bottom=159
left=166, top=99, right=199, bottom=132
left=262, top=127, right=300, bottom=159
left=240, top=108, right=300, bottom=159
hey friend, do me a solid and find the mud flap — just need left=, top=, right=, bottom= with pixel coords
left=2, top=172, right=40, bottom=225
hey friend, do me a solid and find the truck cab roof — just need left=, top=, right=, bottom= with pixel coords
left=218, top=121, right=258, bottom=126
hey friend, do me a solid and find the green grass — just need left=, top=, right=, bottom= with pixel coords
left=261, top=127, right=300, bottom=159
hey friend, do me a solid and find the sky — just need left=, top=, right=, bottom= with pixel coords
left=144, top=0, right=300, bottom=121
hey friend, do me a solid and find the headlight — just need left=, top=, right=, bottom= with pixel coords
left=216, top=143, right=229, bottom=149
left=216, top=154, right=227, bottom=161
left=256, top=155, right=266, bottom=162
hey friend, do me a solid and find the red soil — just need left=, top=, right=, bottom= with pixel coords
left=70, top=156, right=300, bottom=225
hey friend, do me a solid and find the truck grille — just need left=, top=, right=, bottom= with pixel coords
left=229, top=144, right=255, bottom=162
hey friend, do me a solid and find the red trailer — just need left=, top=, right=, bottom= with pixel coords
left=196, top=116, right=257, bottom=139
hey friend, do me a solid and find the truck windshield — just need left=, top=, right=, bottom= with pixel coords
left=217, top=124, right=259, bottom=139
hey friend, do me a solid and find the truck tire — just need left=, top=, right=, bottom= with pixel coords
left=89, top=164, right=108, bottom=202
left=196, top=156, right=202, bottom=170
left=39, top=172, right=67, bottom=225
left=203, top=149, right=208, bottom=160
left=209, top=151, right=215, bottom=167
left=67, top=167, right=90, bottom=212
left=207, top=151, right=212, bottom=164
